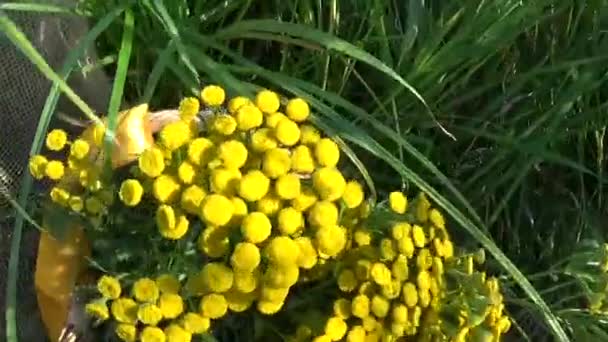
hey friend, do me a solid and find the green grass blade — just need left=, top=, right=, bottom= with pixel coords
left=0, top=2, right=76, bottom=14
left=142, top=39, right=177, bottom=103
left=104, top=8, right=135, bottom=173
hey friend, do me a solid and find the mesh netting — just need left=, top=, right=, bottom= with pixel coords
left=0, top=4, right=111, bottom=341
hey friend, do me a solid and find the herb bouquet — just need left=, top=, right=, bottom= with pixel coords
left=30, top=86, right=512, bottom=342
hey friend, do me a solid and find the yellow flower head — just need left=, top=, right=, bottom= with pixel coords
left=46, top=129, right=67, bottom=151
left=353, top=229, right=372, bottom=247
left=337, top=269, right=358, bottom=293
left=314, top=138, right=340, bottom=167
left=233, top=271, right=259, bottom=294
left=177, top=161, right=197, bottom=184
left=265, top=112, right=288, bottom=129
left=412, top=225, right=426, bottom=248
left=85, top=196, right=104, bottom=214
left=325, top=316, right=348, bottom=341
left=97, top=275, right=122, bottom=299
left=198, top=226, right=230, bottom=258
left=255, top=89, right=280, bottom=113
left=300, top=125, right=321, bottom=145
left=315, top=225, right=347, bottom=258
left=351, top=295, right=370, bottom=319
left=236, top=104, right=264, bottom=131
left=159, top=293, right=184, bottom=319
left=312, top=335, right=331, bottom=342
left=264, top=236, right=300, bottom=267
left=202, top=262, right=234, bottom=293
left=231, top=242, right=261, bottom=272
left=85, top=299, right=109, bottom=321
left=391, top=222, right=409, bottom=240
left=156, top=274, right=181, bottom=294
left=257, top=300, right=284, bottom=315
left=179, top=96, right=200, bottom=121
left=140, top=326, right=166, bottom=342
left=312, top=167, right=346, bottom=201
left=380, top=238, right=396, bottom=261
left=180, top=185, right=205, bottom=214
left=239, top=170, right=270, bottom=201
left=45, top=160, right=65, bottom=180
left=397, top=235, right=415, bottom=258
left=201, top=194, right=234, bottom=226
left=260, top=286, right=289, bottom=303
left=251, top=128, right=278, bottom=152
left=230, top=196, right=248, bottom=224
left=333, top=298, right=351, bottom=319
left=212, top=114, right=237, bottom=135
left=392, top=304, right=408, bottom=324
left=210, top=167, right=241, bottom=195
left=111, top=298, right=138, bottom=324
left=181, top=312, right=210, bottom=334
left=275, top=118, right=301, bottom=146
left=346, top=326, right=366, bottom=342
left=139, top=147, right=166, bottom=178
left=119, top=179, right=144, bottom=206
left=164, top=324, right=192, bottom=342
left=277, top=207, right=303, bottom=235
left=28, top=155, right=48, bottom=179
left=429, top=208, right=445, bottom=229
left=115, top=323, right=137, bottom=342
left=342, top=181, right=364, bottom=209
left=291, top=186, right=318, bottom=212
left=187, top=138, right=215, bottom=166
left=201, top=85, right=226, bottom=106
left=218, top=140, right=248, bottom=169
left=308, top=201, right=338, bottom=227
left=389, top=192, right=407, bottom=214
left=160, top=120, right=192, bottom=151
left=256, top=192, right=282, bottom=216
left=137, top=303, right=163, bottom=325
left=286, top=98, right=310, bottom=122
left=133, top=278, right=160, bottom=303
left=70, top=139, right=90, bottom=159
left=264, top=263, right=299, bottom=288
left=370, top=295, right=390, bottom=318
left=295, top=236, right=318, bottom=269
left=68, top=196, right=84, bottom=212
left=391, top=255, right=409, bottom=282
left=160, top=214, right=189, bottom=240
left=153, top=174, right=181, bottom=203
left=200, top=293, right=228, bottom=319
left=291, top=145, right=315, bottom=174
left=156, top=205, right=176, bottom=232
left=228, top=96, right=252, bottom=114
left=402, top=282, right=418, bottom=308
left=275, top=173, right=301, bottom=200
left=416, top=248, right=433, bottom=270
left=241, top=212, right=272, bottom=244
left=370, top=263, right=391, bottom=286
left=262, top=148, right=291, bottom=178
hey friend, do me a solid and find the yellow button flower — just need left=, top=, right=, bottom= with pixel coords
left=201, top=194, right=234, bottom=226
left=370, top=263, right=391, bottom=286
left=160, top=120, right=192, bottom=151
left=312, top=335, right=331, bottom=342
left=45, top=129, right=67, bottom=151
left=156, top=274, right=181, bottom=294
left=157, top=205, right=176, bottom=231
left=45, top=160, right=64, bottom=180
left=389, top=192, right=407, bottom=214
left=70, top=139, right=90, bottom=159
left=139, top=147, right=166, bottom=178
left=241, top=212, right=272, bottom=244
left=97, top=275, right=122, bottom=299
left=255, top=89, right=280, bottom=113
left=231, top=242, right=261, bottom=272
left=391, top=222, right=409, bottom=240
left=140, top=326, right=166, bottom=342
left=265, top=111, right=288, bottom=129
left=256, top=192, right=282, bottom=216
left=342, top=181, right=364, bottom=209
left=228, top=96, right=251, bottom=113
left=277, top=207, right=303, bottom=235
left=295, top=237, right=318, bottom=269
left=187, top=138, right=214, bottom=166
left=429, top=208, right=445, bottom=229
left=236, top=104, right=264, bottom=131
left=179, top=96, right=200, bottom=121
left=391, top=255, right=409, bottom=282
left=291, top=186, right=317, bottom=211
left=300, top=124, right=321, bottom=145
left=402, top=282, right=418, bottom=308
left=201, top=262, right=234, bottom=293
left=115, top=323, right=137, bottom=342
left=354, top=229, right=372, bottom=247
left=200, top=293, right=228, bottom=319
left=370, top=295, right=390, bottom=318
left=198, top=226, right=230, bottom=258
left=68, top=196, right=84, bottom=212
left=315, top=225, right=347, bottom=258
left=28, top=154, right=48, bottom=179
left=111, top=298, right=138, bottom=324
left=333, top=298, right=351, bottom=319
left=181, top=312, right=210, bottom=334
left=164, top=324, right=192, bottom=342
left=85, top=197, right=104, bottom=214
left=212, top=114, right=237, bottom=135
left=133, top=278, right=160, bottom=303
left=275, top=173, right=301, bottom=200
left=210, top=167, right=241, bottom=195
left=257, top=300, right=284, bottom=315
left=160, top=214, right=189, bottom=240
left=379, top=238, right=396, bottom=261
left=137, top=303, right=163, bottom=325
left=239, top=170, right=270, bottom=201
left=351, top=295, right=370, bottom=318
left=264, top=263, right=299, bottom=288
left=264, top=236, right=300, bottom=267
left=260, top=286, right=289, bottom=303
left=201, top=84, right=226, bottom=106
left=291, top=145, right=315, bottom=174
left=230, top=196, right=248, bottom=224
left=412, top=225, right=426, bottom=247
left=153, top=174, right=181, bottom=203
left=312, top=167, right=346, bottom=201
left=233, top=271, right=258, bottom=293
left=308, top=201, right=338, bottom=227
left=262, top=148, right=291, bottom=178
left=337, top=269, right=357, bottom=292
left=180, top=185, right=206, bottom=214
left=392, top=304, right=408, bottom=324
left=325, top=316, right=347, bottom=341
left=251, top=128, right=278, bottom=152
left=346, top=326, right=366, bottom=342
left=275, top=118, right=301, bottom=146
left=286, top=98, right=310, bottom=122
left=85, top=299, right=109, bottom=321
left=119, top=179, right=144, bottom=206
left=159, top=293, right=184, bottom=319
left=177, top=161, right=196, bottom=184
left=314, top=138, right=340, bottom=167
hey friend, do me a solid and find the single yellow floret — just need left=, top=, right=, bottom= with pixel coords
left=291, top=186, right=317, bottom=212
left=70, top=139, right=90, bottom=159
left=412, top=225, right=426, bottom=247
left=308, top=201, right=338, bottom=227
left=156, top=274, right=181, bottom=294
left=264, top=264, right=299, bottom=288
left=275, top=119, right=301, bottom=146
left=370, top=263, right=391, bottom=286
left=164, top=324, right=192, bottom=342
left=351, top=295, right=370, bottom=319
left=300, top=125, right=321, bottom=145
left=277, top=207, right=303, bottom=235
left=315, top=225, right=347, bottom=258
left=264, top=236, right=300, bottom=267
left=295, top=237, right=318, bottom=269
left=46, top=129, right=67, bottom=151
left=111, top=298, right=138, bottom=324
left=137, top=303, right=163, bottom=325
left=256, top=192, right=282, bottom=216
left=346, top=326, right=366, bottom=342
left=115, top=323, right=137, bottom=342
left=45, top=160, right=64, bottom=180
left=153, top=174, right=181, bottom=203
left=187, top=138, right=214, bottom=166
left=28, top=155, right=48, bottom=179
left=160, top=214, right=189, bottom=240
left=275, top=173, right=301, bottom=200
left=265, top=112, right=288, bottom=129
left=389, top=192, right=407, bottom=214
left=201, top=194, right=234, bottom=226
left=251, top=128, right=278, bottom=152
left=333, top=298, right=351, bottom=319
left=231, top=242, right=261, bottom=272
left=198, top=226, right=230, bottom=258
left=212, top=114, right=237, bottom=135
left=140, top=326, right=166, bottom=342
left=179, top=96, right=200, bottom=121
left=236, top=104, right=264, bottom=131
left=201, top=85, right=226, bottom=106
left=218, top=140, right=248, bottom=169
left=263, top=147, right=291, bottom=178
left=119, top=179, right=144, bottom=206
left=200, top=293, right=228, bottom=319
left=97, top=275, right=122, bottom=299
left=233, top=271, right=258, bottom=294
left=255, top=89, right=280, bottom=113
left=239, top=170, right=270, bottom=201
left=139, top=147, right=165, bottom=177
left=402, top=282, right=418, bottom=308
left=312, top=167, right=346, bottom=201
left=133, top=277, right=160, bottom=303
left=85, top=299, right=109, bottom=321
left=241, top=212, right=272, bottom=244
left=181, top=185, right=205, bottom=214
left=177, top=161, right=197, bottom=184
left=257, top=300, right=284, bottom=315
left=286, top=98, right=310, bottom=122
left=291, top=145, right=315, bottom=174
left=337, top=269, right=357, bottom=292
left=181, top=313, right=210, bottom=334
left=228, top=96, right=251, bottom=113
left=210, top=167, right=241, bottom=195
left=370, top=295, right=390, bottom=318
left=325, top=316, right=348, bottom=341
left=342, top=181, right=364, bottom=209
left=201, top=262, right=234, bottom=293
left=160, top=120, right=192, bottom=151
left=314, top=138, right=340, bottom=167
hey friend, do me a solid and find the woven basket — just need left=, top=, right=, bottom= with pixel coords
left=34, top=104, right=193, bottom=341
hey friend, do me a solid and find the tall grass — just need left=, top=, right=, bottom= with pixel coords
left=3, top=0, right=608, bottom=341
